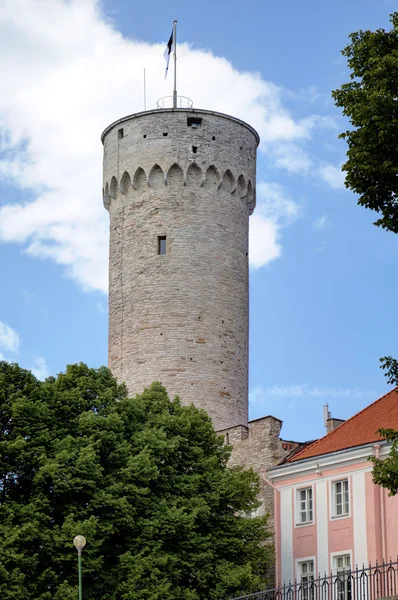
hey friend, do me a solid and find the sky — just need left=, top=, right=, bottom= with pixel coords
left=0, top=0, right=397, bottom=441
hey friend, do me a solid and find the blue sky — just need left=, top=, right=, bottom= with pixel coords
left=0, top=0, right=396, bottom=441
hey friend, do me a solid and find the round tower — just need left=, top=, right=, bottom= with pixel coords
left=102, top=108, right=259, bottom=431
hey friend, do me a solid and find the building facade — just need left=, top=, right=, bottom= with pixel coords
left=268, top=389, right=398, bottom=587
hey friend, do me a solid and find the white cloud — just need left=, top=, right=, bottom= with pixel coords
left=249, top=182, right=301, bottom=269
left=319, top=164, right=345, bottom=189
left=0, top=321, right=20, bottom=354
left=0, top=0, right=335, bottom=293
left=30, top=356, right=49, bottom=380
left=250, top=384, right=375, bottom=410
left=249, top=216, right=281, bottom=269
left=272, top=142, right=313, bottom=174
left=313, top=214, right=331, bottom=230
left=0, top=322, right=49, bottom=377
left=249, top=384, right=379, bottom=440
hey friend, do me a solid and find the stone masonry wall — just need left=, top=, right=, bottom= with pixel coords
left=218, top=416, right=295, bottom=532
left=102, top=109, right=259, bottom=431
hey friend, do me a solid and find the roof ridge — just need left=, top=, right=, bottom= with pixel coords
left=288, top=386, right=398, bottom=463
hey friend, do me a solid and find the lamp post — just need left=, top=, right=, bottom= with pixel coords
left=73, top=535, right=86, bottom=600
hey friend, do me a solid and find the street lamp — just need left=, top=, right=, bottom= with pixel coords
left=73, top=535, right=86, bottom=600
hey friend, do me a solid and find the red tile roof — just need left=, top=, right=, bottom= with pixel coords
left=288, top=388, right=398, bottom=462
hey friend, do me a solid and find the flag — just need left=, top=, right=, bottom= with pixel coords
left=163, top=30, right=174, bottom=79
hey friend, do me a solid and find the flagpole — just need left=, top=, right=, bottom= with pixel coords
left=143, top=68, right=147, bottom=111
left=173, top=20, right=177, bottom=108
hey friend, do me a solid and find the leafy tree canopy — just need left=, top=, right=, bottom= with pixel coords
left=333, top=15, right=398, bottom=495
left=332, top=13, right=398, bottom=233
left=380, top=356, right=398, bottom=387
left=0, top=362, right=272, bottom=600
left=369, top=429, right=398, bottom=496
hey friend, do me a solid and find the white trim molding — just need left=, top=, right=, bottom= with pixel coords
left=330, top=550, right=353, bottom=571
left=268, top=442, right=390, bottom=483
left=316, top=480, right=329, bottom=575
left=294, top=484, right=315, bottom=528
left=329, top=477, right=351, bottom=520
left=295, top=555, right=316, bottom=580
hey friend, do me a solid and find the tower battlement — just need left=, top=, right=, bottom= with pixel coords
left=102, top=108, right=259, bottom=431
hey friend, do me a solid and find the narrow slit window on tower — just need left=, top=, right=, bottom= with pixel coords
left=158, top=236, right=167, bottom=255
left=187, top=117, right=202, bottom=128
left=118, top=128, right=124, bottom=139
left=192, top=146, right=198, bottom=154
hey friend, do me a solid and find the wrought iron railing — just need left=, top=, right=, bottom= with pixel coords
left=156, top=96, right=193, bottom=109
left=230, top=560, right=398, bottom=600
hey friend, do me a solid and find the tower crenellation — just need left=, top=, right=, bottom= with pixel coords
left=102, top=107, right=259, bottom=431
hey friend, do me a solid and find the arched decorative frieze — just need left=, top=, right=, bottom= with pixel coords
left=105, top=165, right=253, bottom=203
left=132, top=167, right=147, bottom=191
left=221, top=169, right=236, bottom=193
left=246, top=180, right=255, bottom=213
left=110, top=176, right=118, bottom=199
left=204, top=165, right=220, bottom=189
left=186, top=163, right=203, bottom=187
left=167, top=163, right=183, bottom=187
left=120, top=171, right=132, bottom=195
left=103, top=183, right=110, bottom=210
left=148, top=164, right=165, bottom=189
left=237, top=174, right=247, bottom=199
left=248, top=184, right=256, bottom=214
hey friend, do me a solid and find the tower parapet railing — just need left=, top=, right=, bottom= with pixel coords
left=156, top=96, right=193, bottom=109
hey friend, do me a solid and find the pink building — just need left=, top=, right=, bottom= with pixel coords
left=268, top=389, right=398, bottom=588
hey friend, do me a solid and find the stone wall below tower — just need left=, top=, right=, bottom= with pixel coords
left=217, top=417, right=299, bottom=535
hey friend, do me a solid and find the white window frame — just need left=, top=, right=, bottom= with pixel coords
left=330, top=478, right=350, bottom=519
left=331, top=552, right=352, bottom=600
left=295, top=486, right=314, bottom=526
left=296, top=557, right=316, bottom=600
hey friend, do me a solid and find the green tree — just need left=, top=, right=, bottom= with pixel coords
left=369, top=429, right=398, bottom=495
left=332, top=13, right=398, bottom=233
left=0, top=362, right=272, bottom=600
left=332, top=14, right=398, bottom=494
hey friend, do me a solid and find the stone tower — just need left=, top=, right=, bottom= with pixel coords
left=102, top=108, right=259, bottom=431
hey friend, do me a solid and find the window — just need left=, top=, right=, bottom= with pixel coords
left=332, top=480, right=349, bottom=517
left=118, top=128, right=124, bottom=139
left=187, top=117, right=202, bottom=128
left=297, top=487, right=313, bottom=524
left=158, top=236, right=166, bottom=255
left=298, top=560, right=314, bottom=600
left=334, top=554, right=351, bottom=600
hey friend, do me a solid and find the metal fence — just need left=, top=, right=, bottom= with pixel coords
left=230, top=560, right=398, bottom=600
left=156, top=96, right=193, bottom=109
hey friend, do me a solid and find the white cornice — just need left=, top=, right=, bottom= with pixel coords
left=268, top=441, right=390, bottom=482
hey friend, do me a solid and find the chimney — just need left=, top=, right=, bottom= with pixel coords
left=323, top=404, right=331, bottom=433
left=327, top=417, right=345, bottom=433
left=324, top=404, right=345, bottom=433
